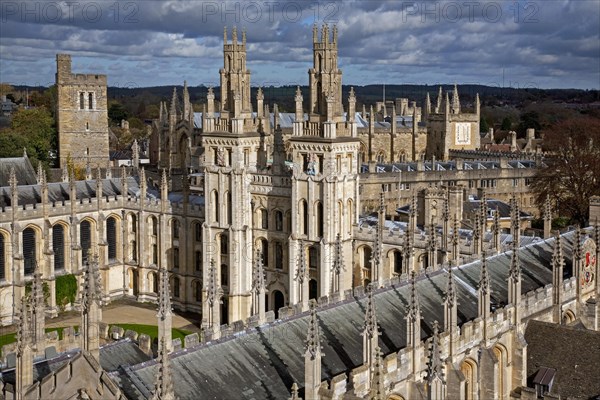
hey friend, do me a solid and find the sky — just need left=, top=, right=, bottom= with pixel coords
left=0, top=0, right=599, bottom=90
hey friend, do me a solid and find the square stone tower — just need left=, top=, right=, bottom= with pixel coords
left=56, top=54, right=109, bottom=167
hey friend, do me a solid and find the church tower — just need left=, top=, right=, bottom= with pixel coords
left=308, top=24, right=343, bottom=122
left=201, top=27, right=265, bottom=325
left=288, top=24, right=360, bottom=307
left=220, top=27, right=251, bottom=119
left=56, top=54, right=109, bottom=167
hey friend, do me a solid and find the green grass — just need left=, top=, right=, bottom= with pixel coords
left=112, top=324, right=191, bottom=343
left=0, top=324, right=191, bottom=357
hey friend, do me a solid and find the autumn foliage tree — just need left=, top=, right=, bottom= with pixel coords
left=531, top=116, right=600, bottom=225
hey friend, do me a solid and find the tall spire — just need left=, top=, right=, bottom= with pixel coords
left=30, top=262, right=46, bottom=351
left=478, top=252, right=491, bottom=343
left=150, top=337, right=175, bottom=400
left=443, top=267, right=457, bottom=333
left=406, top=271, right=422, bottom=376
left=295, top=241, right=309, bottom=311
left=451, top=84, right=460, bottom=114
left=331, top=233, right=344, bottom=295
left=552, top=232, right=564, bottom=323
left=252, top=248, right=266, bottom=323
left=435, top=86, right=443, bottom=113
left=81, top=252, right=103, bottom=361
left=363, top=285, right=380, bottom=367
left=426, top=321, right=446, bottom=400
left=206, top=258, right=222, bottom=335
left=304, top=299, right=322, bottom=400
left=372, top=192, right=384, bottom=286
left=157, top=264, right=173, bottom=353
left=15, top=297, right=33, bottom=399
left=370, top=346, right=385, bottom=400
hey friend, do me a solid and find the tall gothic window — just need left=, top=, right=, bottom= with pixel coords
left=173, top=247, right=179, bottom=269
left=195, top=222, right=202, bottom=242
left=172, top=219, right=179, bottom=239
left=80, top=220, right=91, bottom=265
left=79, top=92, right=84, bottom=110
left=0, top=234, right=5, bottom=280
left=261, top=209, right=268, bottom=229
left=261, top=239, right=268, bottom=267
left=220, top=234, right=228, bottom=255
left=195, top=251, right=201, bottom=272
left=274, top=211, right=283, bottom=231
left=23, top=228, right=36, bottom=275
left=106, top=217, right=117, bottom=262
left=221, top=264, right=228, bottom=286
left=88, top=92, right=93, bottom=110
left=301, top=200, right=308, bottom=235
left=309, top=246, right=318, bottom=270
left=275, top=242, right=283, bottom=270
left=52, top=225, right=65, bottom=271
left=316, top=202, right=323, bottom=237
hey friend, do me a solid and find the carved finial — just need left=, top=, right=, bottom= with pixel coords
left=223, top=26, right=227, bottom=42
left=426, top=321, right=444, bottom=382
left=407, top=271, right=420, bottom=320
left=552, top=232, right=564, bottom=273
left=252, top=249, right=266, bottom=294
left=295, top=240, right=307, bottom=284
left=364, top=285, right=379, bottom=338
left=9, top=166, right=17, bottom=191
left=150, top=337, right=175, bottom=400
left=242, top=27, right=246, bottom=45
left=157, top=266, right=172, bottom=320
left=312, top=23, right=318, bottom=42
left=371, top=346, right=385, bottom=399
left=444, top=267, right=456, bottom=307
left=332, top=233, right=345, bottom=276
left=295, top=86, right=302, bottom=101
left=257, top=87, right=264, bottom=100
left=16, top=298, right=31, bottom=353
left=451, top=83, right=460, bottom=114
left=81, top=252, right=103, bottom=309
left=305, top=299, right=321, bottom=359
left=232, top=26, right=238, bottom=44
left=290, top=383, right=300, bottom=400
left=479, top=252, right=490, bottom=293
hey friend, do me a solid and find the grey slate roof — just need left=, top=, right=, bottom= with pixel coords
left=0, top=157, right=37, bottom=187
left=113, top=229, right=589, bottom=400
left=0, top=176, right=160, bottom=208
left=361, top=159, right=539, bottom=174
left=100, top=339, right=152, bottom=372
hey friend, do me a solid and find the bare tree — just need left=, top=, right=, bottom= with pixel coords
left=531, top=116, right=600, bottom=225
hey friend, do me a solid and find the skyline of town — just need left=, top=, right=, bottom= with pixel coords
left=1, top=0, right=599, bottom=89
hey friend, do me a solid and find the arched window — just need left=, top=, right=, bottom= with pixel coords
left=301, top=200, right=308, bottom=235
left=152, top=244, right=158, bottom=265
left=227, top=193, right=232, bottom=224
left=106, top=217, right=117, bottom=262
left=273, top=290, right=285, bottom=318
left=152, top=272, right=158, bottom=294
left=0, top=234, right=5, bottom=280
left=376, top=152, right=385, bottom=163
left=220, top=234, right=228, bottom=255
left=195, top=222, right=202, bottom=242
left=309, top=246, right=318, bottom=270
left=195, top=251, right=201, bottom=272
left=53, top=225, right=65, bottom=271
left=23, top=227, right=37, bottom=275
left=274, top=210, right=283, bottom=231
left=274, top=242, right=283, bottom=270
left=261, top=209, right=268, bottom=229
left=195, top=281, right=202, bottom=302
left=362, top=246, right=372, bottom=269
left=347, top=199, right=354, bottom=232
left=309, top=279, right=318, bottom=300
left=79, top=92, right=84, bottom=110
left=173, top=277, right=180, bottom=298
left=173, top=247, right=179, bottom=269
left=394, top=250, right=403, bottom=274
left=151, top=216, right=158, bottom=236
left=88, top=92, right=93, bottom=110
left=460, top=359, right=478, bottom=400
left=80, top=221, right=91, bottom=265
left=221, top=264, right=228, bottom=286
left=316, top=202, right=323, bottom=237
left=259, top=239, right=268, bottom=267
left=213, top=191, right=219, bottom=223
left=172, top=219, right=179, bottom=239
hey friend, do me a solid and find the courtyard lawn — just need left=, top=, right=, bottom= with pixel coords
left=0, top=324, right=192, bottom=358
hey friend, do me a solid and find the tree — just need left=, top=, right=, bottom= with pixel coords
left=501, top=117, right=512, bottom=130
left=108, top=102, right=128, bottom=124
left=480, top=117, right=489, bottom=134
left=0, top=107, right=57, bottom=167
left=517, top=111, right=542, bottom=137
left=531, top=116, right=600, bottom=225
